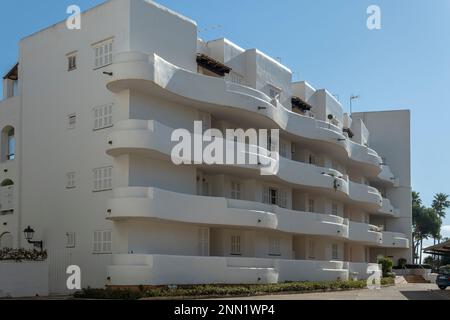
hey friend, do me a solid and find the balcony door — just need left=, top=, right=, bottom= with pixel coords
left=198, top=228, right=210, bottom=257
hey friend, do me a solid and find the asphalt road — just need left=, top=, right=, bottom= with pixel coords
left=218, top=283, right=450, bottom=300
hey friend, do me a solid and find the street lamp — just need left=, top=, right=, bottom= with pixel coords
left=350, top=95, right=360, bottom=115
left=23, top=226, right=43, bottom=251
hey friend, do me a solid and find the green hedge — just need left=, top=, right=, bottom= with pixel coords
left=0, top=248, right=47, bottom=262
left=74, top=278, right=395, bottom=300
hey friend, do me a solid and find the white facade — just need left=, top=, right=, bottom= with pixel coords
left=0, top=0, right=411, bottom=293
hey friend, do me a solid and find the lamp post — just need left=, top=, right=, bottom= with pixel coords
left=350, top=95, right=360, bottom=115
left=23, top=226, right=43, bottom=251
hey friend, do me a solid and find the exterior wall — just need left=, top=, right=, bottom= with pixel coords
left=0, top=0, right=412, bottom=293
left=0, top=261, right=49, bottom=297
left=0, top=96, right=21, bottom=249
left=17, top=0, right=132, bottom=290
left=353, top=110, right=412, bottom=263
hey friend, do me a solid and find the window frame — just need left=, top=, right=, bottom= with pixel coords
left=66, top=172, right=76, bottom=189
left=67, top=113, right=77, bottom=129
left=93, top=166, right=113, bottom=192
left=230, top=234, right=242, bottom=256
left=92, top=38, right=114, bottom=70
left=93, top=104, right=114, bottom=131
left=66, top=232, right=76, bottom=248
left=268, top=236, right=281, bottom=257
left=230, top=181, right=242, bottom=200
left=67, top=54, right=77, bottom=72
left=332, top=243, right=339, bottom=260
left=93, top=230, right=112, bottom=254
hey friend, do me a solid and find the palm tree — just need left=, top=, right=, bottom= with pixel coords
left=431, top=193, right=450, bottom=244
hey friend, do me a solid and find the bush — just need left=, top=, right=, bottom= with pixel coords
left=0, top=248, right=47, bottom=262
left=74, top=278, right=394, bottom=300
left=377, top=256, right=393, bottom=277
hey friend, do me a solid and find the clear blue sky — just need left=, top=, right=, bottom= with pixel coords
left=1, top=1, right=449, bottom=241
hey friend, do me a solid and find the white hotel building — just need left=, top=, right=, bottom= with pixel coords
left=0, top=0, right=411, bottom=293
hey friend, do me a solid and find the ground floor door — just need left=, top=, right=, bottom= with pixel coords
left=48, top=248, right=73, bottom=295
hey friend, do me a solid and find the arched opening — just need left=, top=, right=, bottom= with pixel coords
left=1, top=126, right=15, bottom=161
left=0, top=179, right=14, bottom=214
left=0, top=232, right=13, bottom=249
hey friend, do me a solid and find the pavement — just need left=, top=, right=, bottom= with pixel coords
left=217, top=283, right=450, bottom=300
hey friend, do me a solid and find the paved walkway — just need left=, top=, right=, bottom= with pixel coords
left=218, top=284, right=450, bottom=300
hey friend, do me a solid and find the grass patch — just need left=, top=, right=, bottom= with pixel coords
left=74, top=277, right=395, bottom=300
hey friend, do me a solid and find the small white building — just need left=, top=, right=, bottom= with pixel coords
left=0, top=0, right=412, bottom=294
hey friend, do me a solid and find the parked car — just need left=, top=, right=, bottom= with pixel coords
left=436, top=266, right=450, bottom=290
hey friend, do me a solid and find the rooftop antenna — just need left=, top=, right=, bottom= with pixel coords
left=198, top=24, right=223, bottom=38
left=350, top=94, right=360, bottom=115
left=333, top=94, right=340, bottom=102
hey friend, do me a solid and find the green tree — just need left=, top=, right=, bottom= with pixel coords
left=412, top=191, right=442, bottom=264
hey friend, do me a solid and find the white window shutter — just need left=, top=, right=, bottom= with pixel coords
left=277, top=190, right=287, bottom=208
left=0, top=186, right=14, bottom=211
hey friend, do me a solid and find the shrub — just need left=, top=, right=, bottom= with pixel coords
left=377, top=256, right=393, bottom=277
left=0, top=248, right=47, bottom=262
left=74, top=278, right=394, bottom=300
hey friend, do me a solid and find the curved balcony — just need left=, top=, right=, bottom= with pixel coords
left=378, top=165, right=399, bottom=186
left=348, top=221, right=383, bottom=245
left=106, top=187, right=349, bottom=239
left=105, top=51, right=386, bottom=177
left=107, top=254, right=351, bottom=285
left=381, top=232, right=409, bottom=248
left=107, top=119, right=388, bottom=209
left=348, top=181, right=383, bottom=209
left=379, top=198, right=400, bottom=217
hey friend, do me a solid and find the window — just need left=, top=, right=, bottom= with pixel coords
left=66, top=172, right=76, bottom=189
left=0, top=232, right=13, bottom=249
left=270, top=189, right=277, bottom=205
left=93, top=104, right=113, bottom=130
left=332, top=243, right=339, bottom=260
left=231, top=181, right=242, bottom=200
left=229, top=72, right=244, bottom=85
left=332, top=202, right=338, bottom=216
left=1, top=126, right=15, bottom=161
left=93, top=166, right=113, bottom=192
left=198, top=228, right=209, bottom=256
left=308, top=240, right=316, bottom=259
left=308, top=198, right=315, bottom=213
left=0, top=179, right=14, bottom=214
left=68, top=114, right=77, bottom=129
left=93, top=230, right=112, bottom=254
left=93, top=38, right=113, bottom=69
left=230, top=235, right=242, bottom=255
left=279, top=141, right=287, bottom=158
left=67, top=54, right=77, bottom=71
left=263, top=187, right=287, bottom=208
left=277, top=190, right=288, bottom=208
left=268, top=85, right=281, bottom=100
left=309, top=154, right=316, bottom=165
left=269, top=237, right=281, bottom=256
left=66, top=232, right=76, bottom=248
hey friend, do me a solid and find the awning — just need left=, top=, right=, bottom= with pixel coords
left=3, top=63, right=18, bottom=80
left=424, top=239, right=450, bottom=257
left=291, top=96, right=312, bottom=112
left=196, top=54, right=231, bottom=77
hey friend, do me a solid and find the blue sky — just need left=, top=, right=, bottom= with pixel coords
left=1, top=1, right=449, bottom=242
